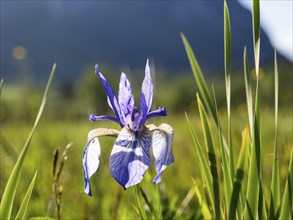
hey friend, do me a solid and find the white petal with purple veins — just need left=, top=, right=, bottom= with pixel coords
left=148, top=123, right=174, bottom=183
left=110, top=126, right=151, bottom=189
left=83, top=128, right=119, bottom=196
left=140, top=59, right=153, bottom=125
left=119, top=72, right=134, bottom=116
left=83, top=138, right=101, bottom=196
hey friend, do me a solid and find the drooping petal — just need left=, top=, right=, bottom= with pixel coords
left=83, top=137, right=101, bottom=196
left=109, top=126, right=151, bottom=189
left=83, top=128, right=120, bottom=196
left=140, top=59, right=153, bottom=125
left=146, top=107, right=167, bottom=121
left=148, top=123, right=174, bottom=183
left=118, top=72, right=134, bottom=116
left=95, top=65, right=124, bottom=127
left=89, top=114, right=119, bottom=124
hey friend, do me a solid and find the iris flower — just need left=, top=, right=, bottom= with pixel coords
left=83, top=59, right=174, bottom=196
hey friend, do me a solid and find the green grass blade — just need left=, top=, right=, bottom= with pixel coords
left=259, top=183, right=267, bottom=220
left=15, top=171, right=38, bottom=220
left=155, top=184, right=163, bottom=220
left=241, top=9, right=262, bottom=209
left=253, top=0, right=260, bottom=77
left=245, top=89, right=261, bottom=219
left=134, top=185, right=147, bottom=220
left=269, top=51, right=280, bottom=219
left=197, top=95, right=220, bottom=219
left=279, top=147, right=293, bottom=219
left=0, top=64, right=56, bottom=220
left=224, top=0, right=231, bottom=124
left=181, top=33, right=217, bottom=125
left=229, top=127, right=249, bottom=220
left=243, top=47, right=254, bottom=137
left=224, top=0, right=231, bottom=83
left=185, top=113, right=213, bottom=208
left=193, top=182, right=212, bottom=219
left=212, top=86, right=232, bottom=218
left=245, top=83, right=261, bottom=220
left=224, top=0, right=235, bottom=182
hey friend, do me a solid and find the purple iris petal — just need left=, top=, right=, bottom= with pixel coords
left=140, top=59, right=153, bottom=126
left=118, top=72, right=134, bottom=116
left=83, top=137, right=101, bottom=196
left=109, top=126, right=151, bottom=189
left=146, top=107, right=167, bottom=120
left=151, top=124, right=174, bottom=183
left=89, top=114, right=119, bottom=123
left=95, top=65, right=124, bottom=127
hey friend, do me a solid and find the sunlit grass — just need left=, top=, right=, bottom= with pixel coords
left=1, top=107, right=292, bottom=219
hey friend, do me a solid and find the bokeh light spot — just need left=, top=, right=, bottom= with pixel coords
left=12, top=46, right=27, bottom=60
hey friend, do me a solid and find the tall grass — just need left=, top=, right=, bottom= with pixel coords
left=0, top=64, right=56, bottom=219
left=182, top=0, right=292, bottom=219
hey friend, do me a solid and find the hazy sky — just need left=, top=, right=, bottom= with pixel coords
left=239, top=0, right=293, bottom=61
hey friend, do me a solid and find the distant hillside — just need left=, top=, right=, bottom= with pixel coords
left=0, top=1, right=282, bottom=83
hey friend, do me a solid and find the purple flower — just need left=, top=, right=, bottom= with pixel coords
left=82, top=59, right=174, bottom=196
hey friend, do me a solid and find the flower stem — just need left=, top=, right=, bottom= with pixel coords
left=134, top=185, right=147, bottom=220
left=156, top=184, right=163, bottom=220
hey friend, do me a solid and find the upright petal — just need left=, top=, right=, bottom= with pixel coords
left=118, top=72, right=134, bottom=116
left=95, top=65, right=124, bottom=127
left=148, top=123, right=174, bottom=183
left=110, top=126, right=151, bottom=189
left=83, top=128, right=119, bottom=196
left=140, top=59, right=153, bottom=125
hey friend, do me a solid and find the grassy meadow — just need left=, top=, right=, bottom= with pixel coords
left=1, top=66, right=292, bottom=219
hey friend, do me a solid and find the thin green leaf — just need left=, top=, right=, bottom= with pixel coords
left=175, top=186, right=195, bottom=218
left=15, top=171, right=38, bottom=220
left=181, top=33, right=217, bottom=125
left=212, top=86, right=232, bottom=218
left=181, top=33, right=232, bottom=161
left=228, top=127, right=249, bottom=219
left=243, top=47, right=254, bottom=137
left=259, top=183, right=267, bottom=220
left=185, top=112, right=213, bottom=208
left=269, top=51, right=280, bottom=219
left=279, top=147, right=293, bottom=219
left=134, top=185, right=147, bottom=220
left=224, top=0, right=235, bottom=182
left=197, top=95, right=220, bottom=219
left=0, top=64, right=56, bottom=220
left=245, top=94, right=261, bottom=219
left=244, top=3, right=262, bottom=213
left=253, top=0, right=260, bottom=77
left=224, top=0, right=231, bottom=83
left=245, top=76, right=261, bottom=219
left=193, top=182, right=212, bottom=219
left=255, top=46, right=262, bottom=220
left=155, top=184, right=163, bottom=220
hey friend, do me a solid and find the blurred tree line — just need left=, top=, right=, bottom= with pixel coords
left=1, top=61, right=292, bottom=123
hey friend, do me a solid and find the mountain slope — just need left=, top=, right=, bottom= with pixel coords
left=1, top=1, right=278, bottom=82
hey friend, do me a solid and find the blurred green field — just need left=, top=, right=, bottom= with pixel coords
left=1, top=74, right=292, bottom=219
left=1, top=54, right=292, bottom=219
